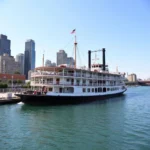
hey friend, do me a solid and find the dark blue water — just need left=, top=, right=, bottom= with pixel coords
left=0, top=87, right=150, bottom=150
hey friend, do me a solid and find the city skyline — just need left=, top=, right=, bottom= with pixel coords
left=0, top=0, right=150, bottom=79
left=0, top=33, right=146, bottom=80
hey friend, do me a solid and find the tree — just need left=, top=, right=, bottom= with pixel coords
left=0, top=83, right=8, bottom=88
left=26, top=81, right=31, bottom=88
left=14, top=71, right=20, bottom=74
left=17, top=80, right=22, bottom=84
left=8, top=80, right=12, bottom=84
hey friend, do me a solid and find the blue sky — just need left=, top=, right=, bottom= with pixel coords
left=0, top=0, right=150, bottom=79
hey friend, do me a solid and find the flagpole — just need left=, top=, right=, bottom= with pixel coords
left=43, top=53, right=44, bottom=67
left=71, top=29, right=77, bottom=69
left=74, top=33, right=77, bottom=69
left=42, top=50, right=45, bottom=67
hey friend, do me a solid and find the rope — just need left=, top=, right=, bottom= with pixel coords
left=77, top=46, right=82, bottom=67
left=63, top=37, right=74, bottom=50
left=61, top=37, right=74, bottom=66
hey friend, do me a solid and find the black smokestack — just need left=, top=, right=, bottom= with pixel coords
left=88, top=50, right=91, bottom=70
left=102, top=48, right=106, bottom=71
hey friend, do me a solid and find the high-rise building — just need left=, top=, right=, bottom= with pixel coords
left=57, top=50, right=67, bottom=66
left=24, top=39, right=36, bottom=79
left=45, top=59, right=56, bottom=67
left=16, top=53, right=24, bottom=74
left=0, top=54, right=21, bottom=74
left=45, top=60, right=51, bottom=67
left=67, top=57, right=75, bottom=66
left=127, top=73, right=137, bottom=82
left=0, top=34, right=11, bottom=56
left=56, top=50, right=75, bottom=66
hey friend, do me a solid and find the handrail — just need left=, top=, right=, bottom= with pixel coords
left=31, top=73, right=123, bottom=80
left=31, top=81, right=124, bottom=87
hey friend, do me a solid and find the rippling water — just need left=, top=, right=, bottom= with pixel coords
left=0, top=87, right=150, bottom=150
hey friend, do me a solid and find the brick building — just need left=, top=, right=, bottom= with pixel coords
left=0, top=73, right=25, bottom=82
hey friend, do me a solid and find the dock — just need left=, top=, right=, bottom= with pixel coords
left=0, top=93, right=21, bottom=105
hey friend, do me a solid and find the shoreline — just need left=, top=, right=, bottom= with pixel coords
left=0, top=92, right=21, bottom=105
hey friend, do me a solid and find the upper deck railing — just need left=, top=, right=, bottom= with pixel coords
left=31, top=72, right=125, bottom=80
left=31, top=81, right=125, bottom=87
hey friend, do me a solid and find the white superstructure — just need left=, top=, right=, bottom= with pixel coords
left=30, top=64, right=126, bottom=96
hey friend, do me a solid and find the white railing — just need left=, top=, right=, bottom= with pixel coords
left=31, top=72, right=125, bottom=82
left=31, top=81, right=124, bottom=87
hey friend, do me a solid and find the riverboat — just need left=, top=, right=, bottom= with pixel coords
left=16, top=34, right=127, bottom=105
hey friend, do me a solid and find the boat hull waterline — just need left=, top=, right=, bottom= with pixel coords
left=15, top=90, right=126, bottom=105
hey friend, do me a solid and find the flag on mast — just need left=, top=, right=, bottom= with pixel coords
left=71, top=29, right=76, bottom=34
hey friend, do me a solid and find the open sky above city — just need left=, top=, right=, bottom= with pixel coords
left=0, top=0, right=150, bottom=79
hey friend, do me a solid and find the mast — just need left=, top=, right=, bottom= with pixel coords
left=42, top=51, right=44, bottom=93
left=74, top=35, right=77, bottom=69
left=42, top=53, right=44, bottom=67
left=116, top=66, right=118, bottom=73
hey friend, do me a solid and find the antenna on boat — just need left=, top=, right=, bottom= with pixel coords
left=92, top=52, right=99, bottom=64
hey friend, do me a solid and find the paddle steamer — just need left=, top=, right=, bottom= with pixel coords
left=16, top=35, right=127, bottom=105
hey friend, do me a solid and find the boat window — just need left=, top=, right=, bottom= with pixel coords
left=88, top=88, right=90, bottom=92
left=83, top=80, right=86, bottom=83
left=103, top=87, right=106, bottom=92
left=49, top=88, right=53, bottom=91
left=95, top=88, right=97, bottom=93
left=48, top=78, right=53, bottom=82
left=83, top=88, right=86, bottom=92
left=98, top=87, right=102, bottom=92
left=100, top=88, right=102, bottom=92
left=92, top=88, right=94, bottom=92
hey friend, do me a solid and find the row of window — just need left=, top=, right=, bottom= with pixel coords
left=82, top=87, right=119, bottom=93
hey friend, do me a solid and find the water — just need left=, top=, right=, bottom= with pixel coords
left=0, top=87, right=150, bottom=150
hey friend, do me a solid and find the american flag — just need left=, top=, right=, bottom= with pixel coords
left=71, top=29, right=76, bottom=34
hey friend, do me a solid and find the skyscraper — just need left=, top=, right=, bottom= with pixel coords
left=57, top=50, right=67, bottom=66
left=67, top=57, right=75, bottom=66
left=0, top=34, right=11, bottom=56
left=45, top=59, right=56, bottom=67
left=56, top=50, right=75, bottom=66
left=16, top=53, right=24, bottom=74
left=24, top=39, right=35, bottom=79
left=45, top=59, right=51, bottom=67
